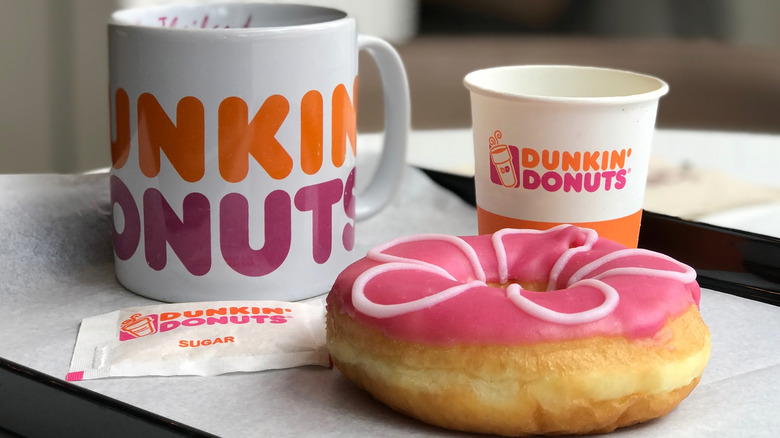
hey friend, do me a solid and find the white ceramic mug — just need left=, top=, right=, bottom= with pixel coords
left=108, top=3, right=409, bottom=302
left=465, top=65, right=667, bottom=248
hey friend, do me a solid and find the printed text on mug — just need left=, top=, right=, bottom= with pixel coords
left=110, top=81, right=358, bottom=276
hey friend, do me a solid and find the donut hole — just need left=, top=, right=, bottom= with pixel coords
left=488, top=281, right=547, bottom=291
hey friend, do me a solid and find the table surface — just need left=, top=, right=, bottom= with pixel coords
left=1, top=128, right=779, bottom=437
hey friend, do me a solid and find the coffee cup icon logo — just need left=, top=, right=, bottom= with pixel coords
left=120, top=313, right=157, bottom=339
left=489, top=130, right=517, bottom=188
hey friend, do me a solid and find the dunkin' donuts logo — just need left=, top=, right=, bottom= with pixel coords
left=118, top=306, right=293, bottom=342
left=488, top=130, right=632, bottom=193
left=110, top=80, right=358, bottom=277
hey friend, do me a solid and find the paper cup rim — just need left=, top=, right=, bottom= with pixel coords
left=463, top=65, right=669, bottom=105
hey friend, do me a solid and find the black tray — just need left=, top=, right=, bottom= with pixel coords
left=0, top=357, right=214, bottom=438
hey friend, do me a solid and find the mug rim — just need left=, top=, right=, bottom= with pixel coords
left=110, top=2, right=351, bottom=34
left=464, top=65, right=669, bottom=105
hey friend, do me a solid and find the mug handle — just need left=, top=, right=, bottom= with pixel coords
left=355, top=35, right=410, bottom=220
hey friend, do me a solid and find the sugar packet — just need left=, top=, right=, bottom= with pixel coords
left=66, top=300, right=329, bottom=381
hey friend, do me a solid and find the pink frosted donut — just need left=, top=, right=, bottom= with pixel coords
left=326, top=225, right=710, bottom=436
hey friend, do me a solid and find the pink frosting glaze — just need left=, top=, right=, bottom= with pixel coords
left=328, top=225, right=701, bottom=345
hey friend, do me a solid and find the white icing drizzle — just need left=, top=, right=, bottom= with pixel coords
left=351, top=226, right=696, bottom=325
left=506, top=279, right=619, bottom=325
left=352, top=262, right=487, bottom=319
left=368, top=233, right=486, bottom=282
left=491, top=225, right=598, bottom=287
left=546, top=228, right=599, bottom=291
left=566, top=248, right=696, bottom=286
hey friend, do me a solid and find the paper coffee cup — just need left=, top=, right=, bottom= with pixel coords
left=464, top=65, right=668, bottom=247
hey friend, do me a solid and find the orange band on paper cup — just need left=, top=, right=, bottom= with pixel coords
left=477, top=207, right=644, bottom=248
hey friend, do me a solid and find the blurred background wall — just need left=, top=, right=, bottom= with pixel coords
left=2, top=0, right=779, bottom=174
